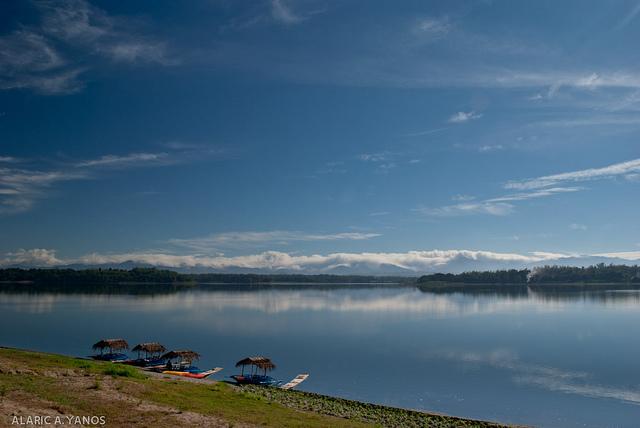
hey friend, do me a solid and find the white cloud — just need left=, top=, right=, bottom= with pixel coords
left=421, top=187, right=581, bottom=218
left=0, top=150, right=192, bottom=214
left=168, top=230, right=381, bottom=251
left=417, top=202, right=514, bottom=217
left=487, top=187, right=583, bottom=203
left=0, top=30, right=84, bottom=94
left=101, top=41, right=171, bottom=64
left=0, top=167, right=87, bottom=213
left=569, top=223, right=587, bottom=231
left=448, top=111, right=482, bottom=123
left=358, top=153, right=388, bottom=162
left=478, top=144, right=503, bottom=152
left=427, top=158, right=639, bottom=219
left=8, top=247, right=640, bottom=273
left=537, top=115, right=640, bottom=127
left=0, top=0, right=174, bottom=95
left=505, top=158, right=640, bottom=190
left=0, top=248, right=572, bottom=273
left=592, top=251, right=640, bottom=261
left=415, top=17, right=451, bottom=37
left=615, top=2, right=640, bottom=30
left=1, top=249, right=63, bottom=267
left=76, top=152, right=170, bottom=168
left=402, top=127, right=449, bottom=138
left=625, top=173, right=640, bottom=182
left=271, top=0, right=314, bottom=25
left=38, top=0, right=173, bottom=65
left=451, top=194, right=476, bottom=202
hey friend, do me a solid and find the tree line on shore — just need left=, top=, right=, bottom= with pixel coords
left=418, top=264, right=640, bottom=284
left=1, top=263, right=639, bottom=285
left=0, top=267, right=405, bottom=285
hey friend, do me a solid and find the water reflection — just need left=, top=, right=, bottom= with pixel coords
left=1, top=284, right=640, bottom=428
left=2, top=284, right=640, bottom=315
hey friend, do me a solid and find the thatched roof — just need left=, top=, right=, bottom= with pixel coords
left=92, top=339, right=129, bottom=351
left=161, top=350, right=201, bottom=361
left=235, top=356, right=276, bottom=370
left=132, top=342, right=166, bottom=354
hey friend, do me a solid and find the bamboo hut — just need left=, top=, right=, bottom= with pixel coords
left=235, top=356, right=276, bottom=376
left=132, top=342, right=166, bottom=359
left=92, top=338, right=129, bottom=355
left=161, top=350, right=201, bottom=369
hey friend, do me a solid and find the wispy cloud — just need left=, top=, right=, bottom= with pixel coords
left=415, top=17, right=452, bottom=38
left=0, top=150, right=193, bottom=214
left=422, top=158, right=639, bottom=218
left=615, top=2, right=640, bottom=30
left=536, top=114, right=640, bottom=127
left=76, top=152, right=171, bottom=168
left=569, top=223, right=588, bottom=231
left=417, top=201, right=514, bottom=217
left=487, top=187, right=583, bottom=203
left=271, top=0, right=304, bottom=24
left=0, top=30, right=84, bottom=94
left=401, top=127, right=449, bottom=138
left=37, top=0, right=174, bottom=65
left=270, top=0, right=324, bottom=25
left=0, top=167, right=87, bottom=213
left=168, top=230, right=382, bottom=251
left=505, top=158, right=640, bottom=190
left=420, top=187, right=582, bottom=217
left=0, top=0, right=174, bottom=95
left=478, top=144, right=503, bottom=152
left=448, top=111, right=482, bottom=123
left=357, top=152, right=399, bottom=173
left=358, top=153, right=389, bottom=162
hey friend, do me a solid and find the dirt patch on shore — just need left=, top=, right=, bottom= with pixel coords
left=0, top=354, right=248, bottom=428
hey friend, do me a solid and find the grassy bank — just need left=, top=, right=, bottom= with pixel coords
left=0, top=348, right=512, bottom=428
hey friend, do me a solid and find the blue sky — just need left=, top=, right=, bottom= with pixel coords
left=1, top=0, right=639, bottom=273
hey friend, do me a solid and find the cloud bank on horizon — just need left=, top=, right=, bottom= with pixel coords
left=3, top=247, right=640, bottom=275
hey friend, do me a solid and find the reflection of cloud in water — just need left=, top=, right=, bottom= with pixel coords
left=0, top=289, right=571, bottom=316
left=0, top=294, right=60, bottom=314
left=3, top=288, right=640, bottom=316
left=435, top=349, right=640, bottom=405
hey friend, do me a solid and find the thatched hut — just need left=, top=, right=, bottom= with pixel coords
left=92, top=338, right=129, bottom=355
left=235, top=356, right=276, bottom=375
left=132, top=342, right=166, bottom=359
left=161, top=350, right=201, bottom=368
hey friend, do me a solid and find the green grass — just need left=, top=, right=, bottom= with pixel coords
left=134, top=379, right=369, bottom=428
left=102, top=364, right=145, bottom=379
left=0, top=347, right=512, bottom=428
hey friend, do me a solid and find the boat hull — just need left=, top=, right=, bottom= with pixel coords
left=162, top=368, right=221, bottom=379
left=231, top=374, right=281, bottom=386
left=90, top=353, right=129, bottom=362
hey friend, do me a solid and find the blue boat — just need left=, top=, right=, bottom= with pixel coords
left=231, top=373, right=282, bottom=386
left=125, top=342, right=167, bottom=367
left=231, top=356, right=282, bottom=386
left=90, top=338, right=130, bottom=362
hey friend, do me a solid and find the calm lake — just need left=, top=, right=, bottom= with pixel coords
left=1, top=284, right=639, bottom=428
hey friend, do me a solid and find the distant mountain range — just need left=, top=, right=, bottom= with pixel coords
left=5, top=254, right=638, bottom=276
